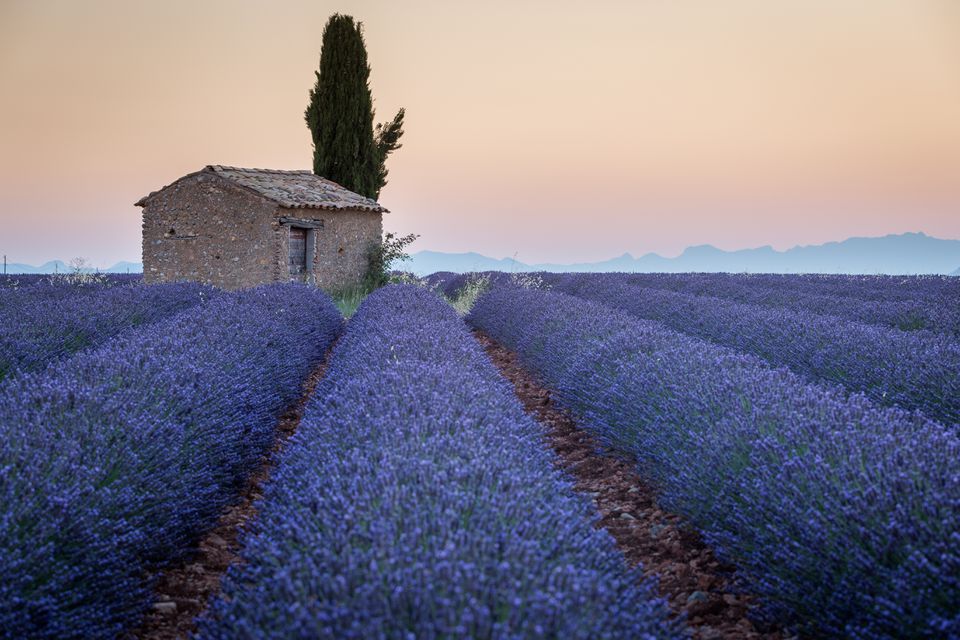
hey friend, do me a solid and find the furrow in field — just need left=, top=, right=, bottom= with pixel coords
left=0, top=284, right=342, bottom=639
left=196, top=284, right=681, bottom=639
left=563, top=272, right=960, bottom=337
left=549, top=274, right=960, bottom=427
left=468, top=285, right=960, bottom=639
left=0, top=281, right=214, bottom=382
left=474, top=329, right=789, bottom=640
left=133, top=349, right=335, bottom=640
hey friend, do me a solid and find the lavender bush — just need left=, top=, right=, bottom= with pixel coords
left=719, top=273, right=960, bottom=304
left=552, top=272, right=960, bottom=305
left=0, top=284, right=342, bottom=639
left=421, top=270, right=458, bottom=292
left=197, top=285, right=679, bottom=640
left=0, top=272, right=142, bottom=291
left=469, top=286, right=960, bottom=639
left=0, top=281, right=214, bottom=381
left=547, top=274, right=960, bottom=427
left=0, top=277, right=103, bottom=314
left=582, top=272, right=960, bottom=337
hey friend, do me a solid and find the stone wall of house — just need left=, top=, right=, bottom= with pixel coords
left=141, top=171, right=383, bottom=291
left=141, top=173, right=279, bottom=289
left=300, top=208, right=383, bottom=291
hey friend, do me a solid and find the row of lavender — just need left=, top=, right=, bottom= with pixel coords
left=544, top=273, right=960, bottom=427
left=427, top=270, right=960, bottom=337
left=197, top=285, right=680, bottom=639
left=707, top=272, right=960, bottom=303
left=0, top=281, right=213, bottom=381
left=595, top=272, right=960, bottom=337
left=0, top=273, right=143, bottom=288
left=469, top=286, right=960, bottom=639
left=0, top=276, right=117, bottom=314
left=0, top=284, right=342, bottom=638
left=0, top=274, right=143, bottom=315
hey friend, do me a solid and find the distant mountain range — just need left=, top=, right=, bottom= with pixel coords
left=5, top=232, right=960, bottom=277
left=405, top=232, right=960, bottom=276
left=2, top=260, right=142, bottom=275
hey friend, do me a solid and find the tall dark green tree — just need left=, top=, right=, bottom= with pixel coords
left=305, top=14, right=404, bottom=200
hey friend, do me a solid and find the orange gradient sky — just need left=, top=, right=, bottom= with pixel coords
left=1, top=0, right=959, bottom=266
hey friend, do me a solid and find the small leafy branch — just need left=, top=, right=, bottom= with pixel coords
left=365, top=232, right=419, bottom=289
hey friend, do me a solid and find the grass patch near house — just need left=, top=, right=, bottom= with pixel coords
left=330, top=285, right=370, bottom=318
left=447, top=274, right=490, bottom=315
left=330, top=270, right=490, bottom=319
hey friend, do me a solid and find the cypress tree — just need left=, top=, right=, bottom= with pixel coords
left=305, top=14, right=404, bottom=200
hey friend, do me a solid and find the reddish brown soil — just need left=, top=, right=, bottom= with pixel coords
left=131, top=357, right=332, bottom=640
left=474, top=330, right=792, bottom=640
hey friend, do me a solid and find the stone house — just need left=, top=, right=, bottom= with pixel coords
left=135, top=165, right=385, bottom=290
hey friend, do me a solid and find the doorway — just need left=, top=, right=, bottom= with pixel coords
left=288, top=227, right=307, bottom=280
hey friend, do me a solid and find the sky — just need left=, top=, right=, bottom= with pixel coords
left=1, top=0, right=959, bottom=267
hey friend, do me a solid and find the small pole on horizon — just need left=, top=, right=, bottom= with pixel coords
left=3, top=255, right=6, bottom=276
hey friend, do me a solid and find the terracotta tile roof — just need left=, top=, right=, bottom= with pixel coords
left=135, top=165, right=387, bottom=212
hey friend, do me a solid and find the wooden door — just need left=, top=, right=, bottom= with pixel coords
left=288, top=227, right=307, bottom=280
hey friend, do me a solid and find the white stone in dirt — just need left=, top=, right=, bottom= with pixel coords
left=153, top=602, right=177, bottom=614
left=207, top=533, right=228, bottom=548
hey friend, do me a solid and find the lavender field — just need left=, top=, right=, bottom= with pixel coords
left=1, top=273, right=958, bottom=639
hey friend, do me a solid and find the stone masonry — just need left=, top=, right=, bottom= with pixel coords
left=136, top=166, right=384, bottom=291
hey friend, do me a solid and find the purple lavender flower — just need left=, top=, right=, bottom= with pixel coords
left=0, top=284, right=342, bottom=638
left=0, top=281, right=215, bottom=381
left=469, top=285, right=960, bottom=639
left=543, top=273, right=960, bottom=427
left=197, top=285, right=679, bottom=640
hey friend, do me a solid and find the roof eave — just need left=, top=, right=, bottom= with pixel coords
left=279, top=203, right=389, bottom=213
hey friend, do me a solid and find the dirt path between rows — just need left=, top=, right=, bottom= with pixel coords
left=130, top=353, right=333, bottom=640
left=474, top=330, right=792, bottom=640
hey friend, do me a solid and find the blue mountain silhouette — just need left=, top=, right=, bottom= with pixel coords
left=406, top=232, right=960, bottom=275
left=5, top=232, right=959, bottom=276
